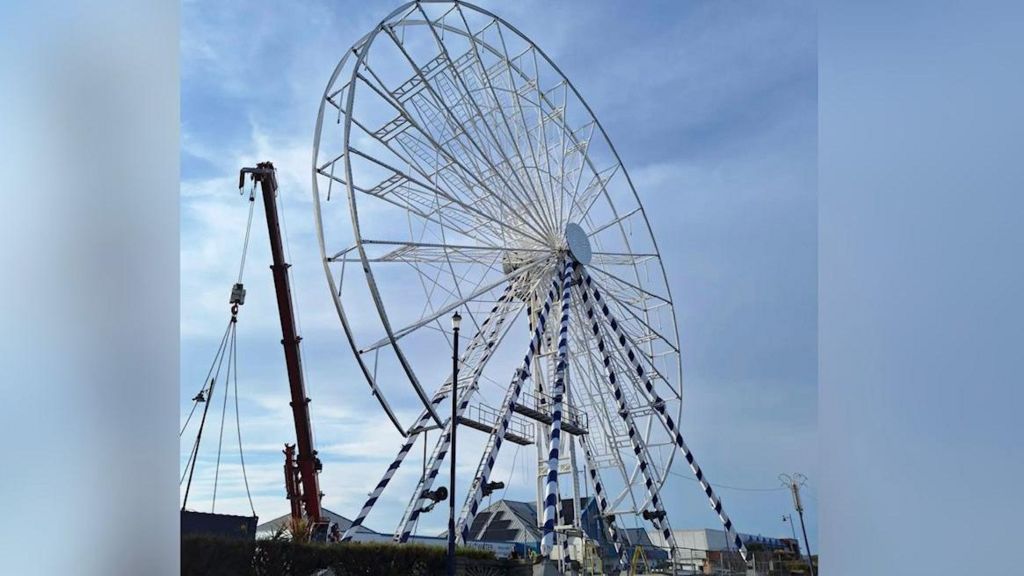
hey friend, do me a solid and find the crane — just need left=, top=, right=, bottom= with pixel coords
left=239, top=162, right=326, bottom=537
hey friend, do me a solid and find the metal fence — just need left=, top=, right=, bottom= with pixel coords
left=629, top=544, right=816, bottom=576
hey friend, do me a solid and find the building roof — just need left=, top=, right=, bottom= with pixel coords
left=462, top=500, right=541, bottom=543
left=739, top=532, right=788, bottom=549
left=462, top=498, right=599, bottom=543
left=619, top=527, right=669, bottom=561
left=622, top=527, right=656, bottom=548
left=504, top=500, right=539, bottom=533
left=255, top=508, right=379, bottom=537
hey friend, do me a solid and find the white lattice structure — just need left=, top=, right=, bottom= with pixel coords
left=311, top=1, right=749, bottom=570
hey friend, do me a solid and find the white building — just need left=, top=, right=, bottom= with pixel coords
left=649, top=528, right=790, bottom=574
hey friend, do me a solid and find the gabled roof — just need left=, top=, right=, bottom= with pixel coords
left=464, top=500, right=542, bottom=543
left=503, top=500, right=538, bottom=529
left=464, top=498, right=602, bottom=544
left=255, top=509, right=379, bottom=536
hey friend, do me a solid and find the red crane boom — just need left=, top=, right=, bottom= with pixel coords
left=240, top=162, right=324, bottom=530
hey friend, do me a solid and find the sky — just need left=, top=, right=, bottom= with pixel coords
left=180, top=0, right=817, bottom=550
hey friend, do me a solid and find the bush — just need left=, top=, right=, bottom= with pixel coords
left=182, top=536, right=496, bottom=576
left=181, top=536, right=254, bottom=576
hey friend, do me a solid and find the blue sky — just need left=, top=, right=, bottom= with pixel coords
left=180, top=0, right=817, bottom=549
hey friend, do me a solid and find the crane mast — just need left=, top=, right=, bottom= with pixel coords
left=240, top=162, right=324, bottom=531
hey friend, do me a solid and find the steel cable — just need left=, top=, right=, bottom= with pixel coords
left=236, top=186, right=256, bottom=284
left=180, top=318, right=233, bottom=438
left=211, top=321, right=235, bottom=512
left=181, top=180, right=259, bottom=513
left=233, top=316, right=257, bottom=516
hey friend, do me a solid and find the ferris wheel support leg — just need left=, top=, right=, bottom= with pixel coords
left=339, top=402, right=440, bottom=542
left=574, top=281, right=680, bottom=572
left=577, top=267, right=750, bottom=562
left=578, top=434, right=627, bottom=574
left=456, top=276, right=560, bottom=544
left=541, top=258, right=575, bottom=562
left=340, top=284, right=516, bottom=542
left=396, top=358, right=504, bottom=542
left=394, top=284, right=528, bottom=543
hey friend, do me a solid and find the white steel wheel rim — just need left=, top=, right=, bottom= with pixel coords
left=312, top=0, right=684, bottom=515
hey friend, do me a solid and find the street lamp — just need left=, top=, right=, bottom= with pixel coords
left=781, top=514, right=798, bottom=551
left=447, top=311, right=462, bottom=576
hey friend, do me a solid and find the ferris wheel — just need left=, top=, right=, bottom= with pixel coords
left=312, top=0, right=747, bottom=568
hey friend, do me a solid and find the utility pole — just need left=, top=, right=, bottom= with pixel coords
left=780, top=473, right=814, bottom=576
left=240, top=163, right=323, bottom=532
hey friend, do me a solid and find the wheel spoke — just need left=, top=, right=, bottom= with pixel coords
left=378, top=24, right=553, bottom=242
left=329, top=239, right=550, bottom=264
left=310, top=4, right=709, bottom=551
left=357, top=255, right=553, bottom=355
left=587, top=263, right=669, bottom=304
left=414, top=3, right=561, bottom=239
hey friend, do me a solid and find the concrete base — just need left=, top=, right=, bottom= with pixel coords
left=532, top=560, right=562, bottom=576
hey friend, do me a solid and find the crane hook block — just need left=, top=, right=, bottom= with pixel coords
left=230, top=282, right=246, bottom=305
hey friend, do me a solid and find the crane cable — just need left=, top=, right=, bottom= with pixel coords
left=181, top=184, right=255, bottom=439
left=232, top=316, right=256, bottom=516
left=180, top=318, right=232, bottom=506
left=237, top=185, right=256, bottom=284
left=180, top=184, right=257, bottom=516
left=179, top=318, right=232, bottom=437
left=666, top=469, right=788, bottom=493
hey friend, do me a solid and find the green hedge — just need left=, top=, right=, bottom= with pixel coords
left=182, top=536, right=496, bottom=576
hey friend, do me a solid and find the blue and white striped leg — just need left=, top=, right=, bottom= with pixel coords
left=340, top=284, right=516, bottom=542
left=340, top=416, right=429, bottom=542
left=578, top=267, right=749, bottom=561
left=395, top=316, right=513, bottom=542
left=395, top=277, right=545, bottom=542
left=574, top=281, right=679, bottom=564
left=579, top=434, right=627, bottom=573
left=456, top=275, right=559, bottom=543
left=541, top=258, right=575, bottom=559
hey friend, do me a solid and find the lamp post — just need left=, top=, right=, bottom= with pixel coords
left=782, top=514, right=798, bottom=551
left=447, top=310, right=461, bottom=576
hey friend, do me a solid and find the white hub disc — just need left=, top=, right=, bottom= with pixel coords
left=565, top=222, right=592, bottom=265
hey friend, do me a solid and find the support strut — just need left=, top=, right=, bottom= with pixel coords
left=574, top=278, right=679, bottom=568
left=456, top=272, right=559, bottom=543
left=342, top=283, right=519, bottom=542
left=579, top=433, right=627, bottom=573
left=541, top=257, right=575, bottom=564
left=578, top=266, right=749, bottom=561
left=393, top=282, right=526, bottom=542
